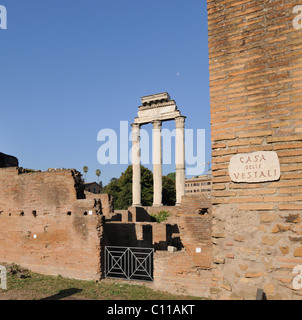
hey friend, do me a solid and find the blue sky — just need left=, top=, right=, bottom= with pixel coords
left=0, top=0, right=211, bottom=185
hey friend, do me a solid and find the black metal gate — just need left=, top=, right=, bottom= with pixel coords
left=104, top=246, right=154, bottom=282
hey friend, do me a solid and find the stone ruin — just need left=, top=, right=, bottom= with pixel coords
left=131, top=92, right=186, bottom=206
left=1, top=0, right=302, bottom=300
left=0, top=154, right=212, bottom=297
left=0, top=159, right=113, bottom=280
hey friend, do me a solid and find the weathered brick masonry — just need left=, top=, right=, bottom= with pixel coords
left=207, top=0, right=302, bottom=299
left=0, top=167, right=113, bottom=280
left=104, top=194, right=213, bottom=297
left=0, top=164, right=212, bottom=296
left=151, top=195, right=213, bottom=297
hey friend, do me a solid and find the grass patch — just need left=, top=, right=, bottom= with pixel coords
left=0, top=264, right=205, bottom=300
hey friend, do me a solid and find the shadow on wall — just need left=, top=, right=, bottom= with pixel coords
left=100, top=206, right=186, bottom=279
left=103, top=223, right=153, bottom=248
left=166, top=224, right=183, bottom=251
left=103, top=222, right=183, bottom=250
left=101, top=223, right=153, bottom=280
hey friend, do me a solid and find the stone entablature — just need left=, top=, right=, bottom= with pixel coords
left=141, top=92, right=171, bottom=106
left=138, top=100, right=176, bottom=111
left=135, top=96, right=182, bottom=125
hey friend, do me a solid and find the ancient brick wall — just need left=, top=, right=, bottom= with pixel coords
left=104, top=195, right=213, bottom=297
left=151, top=195, right=212, bottom=297
left=103, top=222, right=154, bottom=248
left=152, top=251, right=212, bottom=297
left=177, top=195, right=212, bottom=269
left=0, top=167, right=112, bottom=280
left=85, top=191, right=114, bottom=216
left=207, top=0, right=302, bottom=299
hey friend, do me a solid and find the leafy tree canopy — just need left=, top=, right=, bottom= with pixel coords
left=103, top=165, right=176, bottom=210
left=167, top=172, right=176, bottom=181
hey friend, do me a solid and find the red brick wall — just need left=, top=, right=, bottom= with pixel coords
left=152, top=251, right=212, bottom=297
left=151, top=195, right=212, bottom=297
left=104, top=195, right=213, bottom=297
left=85, top=191, right=114, bottom=216
left=177, top=195, right=212, bottom=269
left=0, top=168, right=81, bottom=214
left=0, top=168, right=111, bottom=280
left=0, top=212, right=103, bottom=280
left=208, top=0, right=302, bottom=299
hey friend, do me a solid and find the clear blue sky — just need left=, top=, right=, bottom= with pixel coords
left=0, top=0, right=211, bottom=185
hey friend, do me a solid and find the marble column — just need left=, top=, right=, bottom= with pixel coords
left=131, top=123, right=141, bottom=207
left=175, top=116, right=186, bottom=206
left=152, top=120, right=163, bottom=207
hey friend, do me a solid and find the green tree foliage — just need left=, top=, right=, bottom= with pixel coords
left=167, top=172, right=176, bottom=181
left=162, top=176, right=176, bottom=206
left=103, top=177, right=119, bottom=199
left=141, top=166, right=153, bottom=207
left=95, top=169, right=101, bottom=183
left=103, top=165, right=176, bottom=210
left=83, top=166, right=88, bottom=182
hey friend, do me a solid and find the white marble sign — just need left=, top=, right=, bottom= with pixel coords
left=229, top=151, right=280, bottom=183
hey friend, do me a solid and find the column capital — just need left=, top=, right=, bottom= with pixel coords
left=152, top=120, right=162, bottom=129
left=175, top=116, right=186, bottom=128
left=131, top=123, right=141, bottom=140
left=131, top=123, right=141, bottom=129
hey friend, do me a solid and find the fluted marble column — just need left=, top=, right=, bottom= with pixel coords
left=175, top=116, right=186, bottom=206
left=131, top=123, right=141, bottom=207
left=152, top=120, right=163, bottom=207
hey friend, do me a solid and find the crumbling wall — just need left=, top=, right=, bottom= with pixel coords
left=103, top=194, right=213, bottom=297
left=151, top=195, right=212, bottom=297
left=0, top=167, right=112, bottom=280
left=207, top=0, right=302, bottom=299
left=85, top=191, right=114, bottom=216
left=177, top=195, right=212, bottom=269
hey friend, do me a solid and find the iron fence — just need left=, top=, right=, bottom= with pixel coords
left=104, top=246, right=154, bottom=282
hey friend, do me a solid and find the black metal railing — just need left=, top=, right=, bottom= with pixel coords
left=105, top=246, right=154, bottom=282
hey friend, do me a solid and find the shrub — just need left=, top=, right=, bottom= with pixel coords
left=150, top=210, right=170, bottom=223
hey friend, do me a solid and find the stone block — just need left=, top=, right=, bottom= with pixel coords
left=167, top=246, right=177, bottom=253
left=294, top=247, right=302, bottom=257
left=213, top=256, right=225, bottom=264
